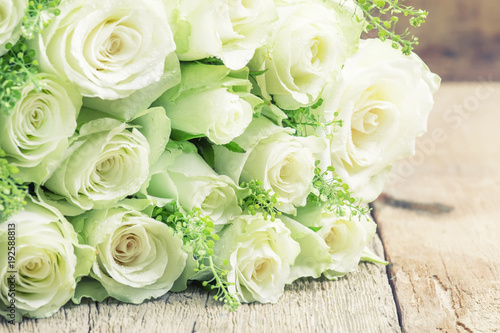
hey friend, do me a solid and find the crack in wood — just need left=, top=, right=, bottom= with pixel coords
left=431, top=275, right=453, bottom=313
left=377, top=194, right=454, bottom=215
left=370, top=202, right=404, bottom=332
left=456, top=321, right=474, bottom=333
left=87, top=303, right=92, bottom=333
left=437, top=256, right=478, bottom=333
left=203, top=293, right=210, bottom=308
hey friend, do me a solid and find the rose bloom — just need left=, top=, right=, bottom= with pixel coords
left=249, top=0, right=363, bottom=110
left=31, top=0, right=176, bottom=99
left=0, top=0, right=25, bottom=55
left=214, top=116, right=320, bottom=214
left=323, top=38, right=441, bottom=202
left=315, top=211, right=376, bottom=279
left=293, top=204, right=377, bottom=279
left=146, top=142, right=242, bottom=226
left=0, top=198, right=95, bottom=320
left=214, top=213, right=300, bottom=303
left=0, top=74, right=81, bottom=184
left=72, top=202, right=187, bottom=303
left=42, top=118, right=151, bottom=214
left=153, top=63, right=258, bottom=145
left=279, top=215, right=333, bottom=283
left=40, top=107, right=170, bottom=215
left=175, top=0, right=278, bottom=70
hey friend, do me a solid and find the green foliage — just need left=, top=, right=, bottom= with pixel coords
left=0, top=1, right=61, bottom=116
left=0, top=40, right=42, bottom=115
left=194, top=57, right=225, bottom=66
left=22, top=0, right=62, bottom=39
left=239, top=180, right=282, bottom=221
left=352, top=0, right=428, bottom=54
left=309, top=161, right=370, bottom=219
left=0, top=150, right=27, bottom=221
left=282, top=99, right=342, bottom=137
left=152, top=205, right=240, bottom=311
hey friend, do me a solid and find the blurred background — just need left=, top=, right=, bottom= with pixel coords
left=366, top=0, right=500, bottom=81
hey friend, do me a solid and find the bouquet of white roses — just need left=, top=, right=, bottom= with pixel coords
left=0, top=0, right=440, bottom=321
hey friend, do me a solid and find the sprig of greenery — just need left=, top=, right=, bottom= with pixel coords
left=152, top=205, right=239, bottom=311
left=352, top=0, right=428, bottom=55
left=282, top=99, right=342, bottom=137
left=1, top=1, right=61, bottom=115
left=239, top=180, right=282, bottom=221
left=0, top=150, right=27, bottom=221
left=0, top=40, right=43, bottom=115
left=21, top=0, right=61, bottom=39
left=309, top=161, right=370, bottom=219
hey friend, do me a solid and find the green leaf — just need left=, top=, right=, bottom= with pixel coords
left=195, top=57, right=225, bottom=66
left=170, top=129, right=206, bottom=141
left=307, top=226, right=322, bottom=233
left=223, top=141, right=246, bottom=154
left=249, top=69, right=268, bottom=77
left=192, top=138, right=215, bottom=168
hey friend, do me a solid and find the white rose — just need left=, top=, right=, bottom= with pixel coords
left=0, top=74, right=82, bottom=183
left=175, top=0, right=278, bottom=70
left=0, top=0, right=26, bottom=56
left=294, top=204, right=377, bottom=279
left=323, top=39, right=441, bottom=202
left=214, top=213, right=300, bottom=303
left=318, top=213, right=376, bottom=278
left=279, top=215, right=332, bottom=283
left=82, top=53, right=182, bottom=122
left=72, top=201, right=187, bottom=304
left=214, top=117, right=321, bottom=214
left=145, top=142, right=242, bottom=226
left=153, top=63, right=259, bottom=145
left=0, top=198, right=95, bottom=320
left=42, top=107, right=171, bottom=215
left=249, top=0, right=363, bottom=109
left=32, top=0, right=176, bottom=99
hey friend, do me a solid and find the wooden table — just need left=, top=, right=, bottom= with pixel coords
left=2, top=83, right=499, bottom=332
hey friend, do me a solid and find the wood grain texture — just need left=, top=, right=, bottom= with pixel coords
left=373, top=82, right=500, bottom=332
left=0, top=236, right=399, bottom=332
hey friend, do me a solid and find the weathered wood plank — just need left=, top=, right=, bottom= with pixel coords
left=364, top=0, right=500, bottom=81
left=1, top=235, right=399, bottom=332
left=413, top=0, right=500, bottom=81
left=373, top=82, right=500, bottom=332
